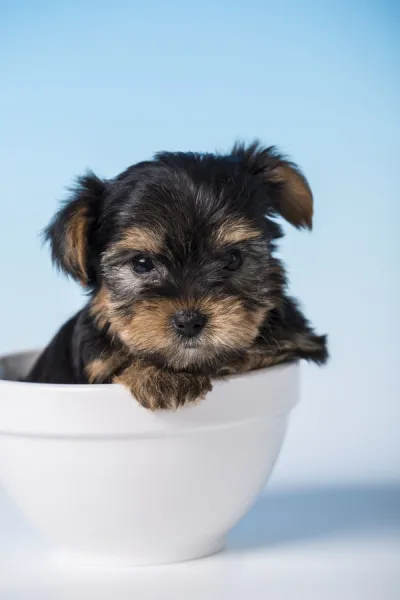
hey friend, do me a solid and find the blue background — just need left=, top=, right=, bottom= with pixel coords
left=1, top=0, right=399, bottom=486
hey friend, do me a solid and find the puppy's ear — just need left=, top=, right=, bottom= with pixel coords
left=45, top=172, right=106, bottom=286
left=232, top=141, right=313, bottom=229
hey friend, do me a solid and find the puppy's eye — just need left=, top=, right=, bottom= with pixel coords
left=132, top=255, right=155, bottom=274
left=224, top=250, right=242, bottom=271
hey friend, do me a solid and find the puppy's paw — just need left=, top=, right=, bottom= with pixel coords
left=115, top=363, right=212, bottom=411
left=136, top=370, right=212, bottom=410
left=216, top=352, right=291, bottom=377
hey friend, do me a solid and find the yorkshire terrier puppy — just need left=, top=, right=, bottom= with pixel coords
left=26, top=141, right=328, bottom=409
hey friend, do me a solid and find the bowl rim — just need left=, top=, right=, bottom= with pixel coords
left=0, top=348, right=297, bottom=393
left=0, top=349, right=299, bottom=437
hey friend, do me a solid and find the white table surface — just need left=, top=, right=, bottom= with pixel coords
left=1, top=483, right=399, bottom=600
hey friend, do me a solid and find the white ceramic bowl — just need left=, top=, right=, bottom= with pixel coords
left=0, top=351, right=299, bottom=566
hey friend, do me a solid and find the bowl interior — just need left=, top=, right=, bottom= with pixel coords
left=0, top=350, right=40, bottom=381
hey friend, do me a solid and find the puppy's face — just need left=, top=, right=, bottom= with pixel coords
left=46, top=142, right=313, bottom=371
left=99, top=192, right=279, bottom=371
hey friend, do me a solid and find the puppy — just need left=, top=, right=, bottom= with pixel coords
left=26, top=141, right=328, bottom=409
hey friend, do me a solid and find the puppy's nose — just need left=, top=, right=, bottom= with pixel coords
left=172, top=310, right=207, bottom=338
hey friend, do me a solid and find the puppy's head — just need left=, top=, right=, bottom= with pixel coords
left=46, top=141, right=313, bottom=371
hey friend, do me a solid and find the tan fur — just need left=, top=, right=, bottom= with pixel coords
left=116, top=299, right=174, bottom=352
left=90, top=286, right=112, bottom=330
left=217, top=330, right=323, bottom=376
left=115, top=360, right=212, bottom=410
left=114, top=296, right=267, bottom=366
left=269, top=163, right=313, bottom=229
left=114, top=226, right=164, bottom=254
left=217, top=351, right=291, bottom=377
left=213, top=218, right=261, bottom=247
left=200, top=297, right=266, bottom=350
left=64, top=205, right=88, bottom=284
left=85, top=351, right=127, bottom=383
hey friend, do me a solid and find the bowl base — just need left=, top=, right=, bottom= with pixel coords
left=53, top=536, right=226, bottom=568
